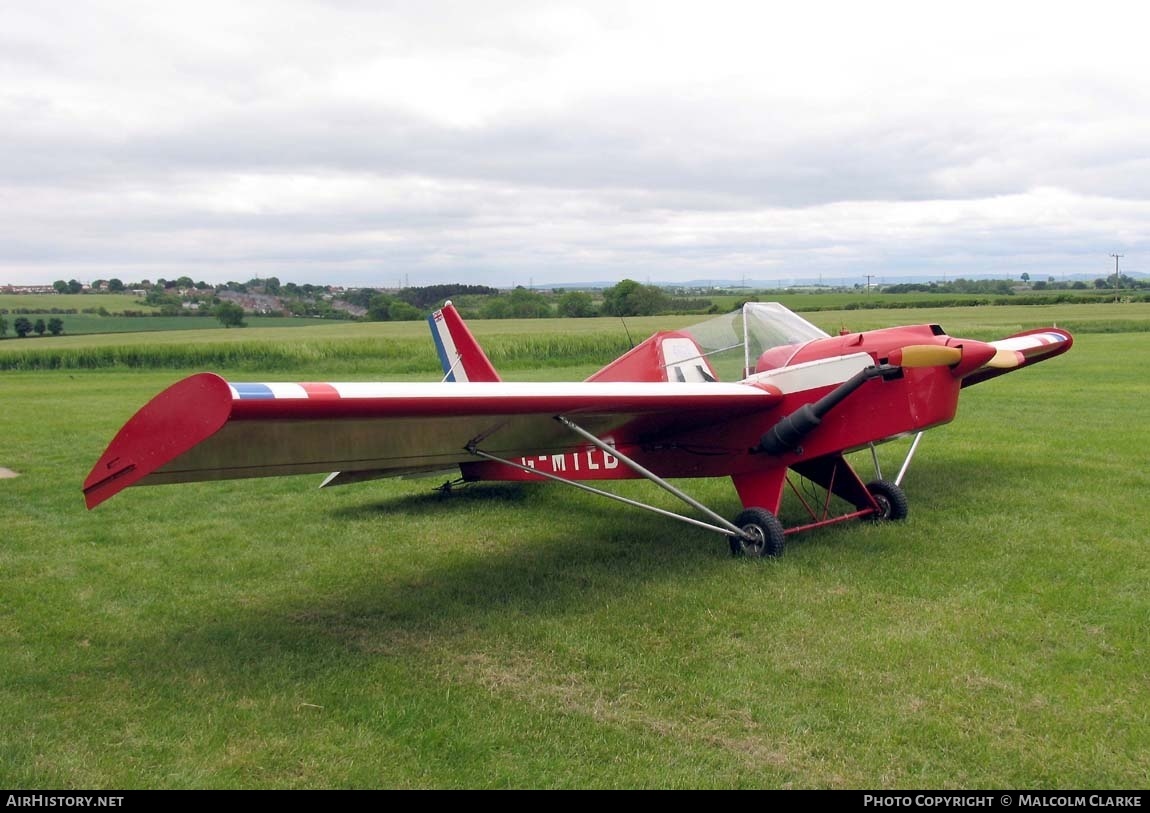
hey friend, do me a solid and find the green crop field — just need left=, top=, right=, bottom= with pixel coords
left=1, top=303, right=1148, bottom=788
left=0, top=293, right=148, bottom=313
left=5, top=302, right=1147, bottom=374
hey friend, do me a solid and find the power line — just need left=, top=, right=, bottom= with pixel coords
left=1110, top=253, right=1124, bottom=292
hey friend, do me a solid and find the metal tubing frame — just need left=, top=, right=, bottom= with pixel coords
left=464, top=414, right=751, bottom=540
left=554, top=415, right=748, bottom=538
left=467, top=448, right=744, bottom=539
left=783, top=460, right=877, bottom=533
left=783, top=509, right=875, bottom=535
left=785, top=467, right=839, bottom=524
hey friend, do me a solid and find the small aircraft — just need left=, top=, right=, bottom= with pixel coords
left=84, top=302, right=1072, bottom=556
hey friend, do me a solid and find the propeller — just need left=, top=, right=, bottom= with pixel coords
left=887, top=345, right=963, bottom=368
left=888, top=344, right=1022, bottom=371
left=986, top=348, right=1025, bottom=369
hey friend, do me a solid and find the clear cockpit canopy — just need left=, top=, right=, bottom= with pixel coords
left=677, top=302, right=830, bottom=381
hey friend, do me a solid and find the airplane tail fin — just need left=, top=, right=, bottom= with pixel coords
left=428, top=301, right=501, bottom=382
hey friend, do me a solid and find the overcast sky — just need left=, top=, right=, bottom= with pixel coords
left=3, top=0, right=1148, bottom=288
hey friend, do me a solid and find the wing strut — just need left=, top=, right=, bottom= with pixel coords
left=867, top=430, right=926, bottom=487
left=466, top=415, right=750, bottom=541
left=895, top=431, right=925, bottom=486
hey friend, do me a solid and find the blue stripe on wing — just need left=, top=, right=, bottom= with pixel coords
left=231, top=383, right=276, bottom=400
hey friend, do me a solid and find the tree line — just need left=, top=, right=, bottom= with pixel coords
left=1, top=316, right=64, bottom=338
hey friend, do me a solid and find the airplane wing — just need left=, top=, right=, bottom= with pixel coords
left=960, top=328, right=1073, bottom=387
left=83, top=373, right=783, bottom=508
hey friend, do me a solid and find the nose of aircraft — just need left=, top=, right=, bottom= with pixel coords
left=884, top=340, right=1017, bottom=377
left=943, top=339, right=1010, bottom=377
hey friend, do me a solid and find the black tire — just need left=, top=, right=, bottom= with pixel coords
left=864, top=479, right=909, bottom=522
left=730, top=507, right=786, bottom=557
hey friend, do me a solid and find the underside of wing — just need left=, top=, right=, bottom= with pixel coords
left=84, top=373, right=781, bottom=508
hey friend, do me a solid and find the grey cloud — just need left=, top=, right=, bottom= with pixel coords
left=4, top=1, right=1150, bottom=285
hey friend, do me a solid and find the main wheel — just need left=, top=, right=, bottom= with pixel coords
left=730, top=507, right=786, bottom=557
left=864, top=479, right=909, bottom=522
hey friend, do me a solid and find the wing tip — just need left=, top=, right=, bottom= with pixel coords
left=82, top=373, right=235, bottom=508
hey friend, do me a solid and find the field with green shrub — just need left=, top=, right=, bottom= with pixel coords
left=1, top=303, right=1147, bottom=788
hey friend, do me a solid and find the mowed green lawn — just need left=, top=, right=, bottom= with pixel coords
left=1, top=306, right=1147, bottom=788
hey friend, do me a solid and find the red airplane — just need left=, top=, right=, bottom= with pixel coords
left=84, top=302, right=1072, bottom=556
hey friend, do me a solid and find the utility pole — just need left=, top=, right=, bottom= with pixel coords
left=1110, top=253, right=1124, bottom=292
left=864, top=274, right=875, bottom=294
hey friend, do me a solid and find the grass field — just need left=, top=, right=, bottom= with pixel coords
left=1, top=304, right=1148, bottom=788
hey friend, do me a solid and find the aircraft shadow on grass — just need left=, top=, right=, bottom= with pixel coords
left=95, top=457, right=1066, bottom=696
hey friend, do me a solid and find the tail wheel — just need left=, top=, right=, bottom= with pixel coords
left=864, top=480, right=909, bottom=522
left=730, top=507, right=786, bottom=557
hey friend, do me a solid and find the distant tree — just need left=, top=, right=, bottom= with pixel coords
left=53, top=280, right=69, bottom=294
left=508, top=286, right=551, bottom=318
left=214, top=301, right=246, bottom=328
left=366, top=294, right=395, bottom=321
left=175, top=276, right=195, bottom=290
left=107, top=278, right=125, bottom=292
left=601, top=279, right=669, bottom=316
left=557, top=290, right=596, bottom=318
left=482, top=297, right=512, bottom=319
left=144, top=289, right=183, bottom=311
left=387, top=301, right=423, bottom=321
left=47, top=317, right=64, bottom=336
left=263, top=276, right=281, bottom=295
left=91, top=279, right=105, bottom=291
left=33, top=318, right=46, bottom=336
left=397, top=284, right=499, bottom=309
left=67, top=279, right=83, bottom=294
left=343, top=288, right=376, bottom=308
left=480, top=287, right=551, bottom=319
left=14, top=317, right=33, bottom=337
left=0, top=316, right=7, bottom=337
left=1020, top=272, right=1030, bottom=284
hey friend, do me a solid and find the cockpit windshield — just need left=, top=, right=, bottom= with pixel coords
left=676, top=303, right=830, bottom=381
